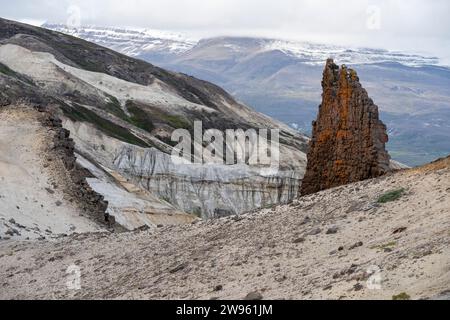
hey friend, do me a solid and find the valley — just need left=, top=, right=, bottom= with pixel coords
left=2, top=156, right=449, bottom=299
left=44, top=24, right=450, bottom=166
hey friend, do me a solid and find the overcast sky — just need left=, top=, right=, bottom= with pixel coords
left=2, top=0, right=450, bottom=63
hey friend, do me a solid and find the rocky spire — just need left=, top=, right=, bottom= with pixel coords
left=300, top=59, right=391, bottom=196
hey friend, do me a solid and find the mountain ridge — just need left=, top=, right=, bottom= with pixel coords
left=41, top=23, right=450, bottom=166
left=43, top=23, right=445, bottom=67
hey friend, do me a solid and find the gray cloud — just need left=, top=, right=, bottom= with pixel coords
left=1, top=0, right=449, bottom=62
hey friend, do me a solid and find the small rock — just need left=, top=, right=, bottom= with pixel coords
left=353, top=283, right=364, bottom=291
left=244, top=291, right=263, bottom=301
left=169, top=262, right=188, bottom=274
left=347, top=264, right=358, bottom=275
left=213, top=285, right=223, bottom=292
left=326, top=226, right=339, bottom=235
left=307, top=228, right=322, bottom=236
left=332, top=272, right=341, bottom=279
left=134, top=225, right=150, bottom=232
left=55, top=201, right=62, bottom=207
left=45, top=188, right=55, bottom=194
left=5, top=228, right=20, bottom=236
left=275, top=275, right=287, bottom=282
left=300, top=216, right=311, bottom=225
left=292, top=237, right=305, bottom=244
left=232, top=215, right=243, bottom=222
left=8, top=218, right=16, bottom=224
left=393, top=227, right=407, bottom=234
left=323, top=285, right=333, bottom=291
left=349, top=242, right=363, bottom=250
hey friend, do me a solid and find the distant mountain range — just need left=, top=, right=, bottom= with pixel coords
left=42, top=23, right=197, bottom=61
left=1, top=18, right=310, bottom=226
left=44, top=23, right=441, bottom=66
left=44, top=23, right=450, bottom=166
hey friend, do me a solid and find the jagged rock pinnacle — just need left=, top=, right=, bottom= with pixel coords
left=300, top=59, right=391, bottom=196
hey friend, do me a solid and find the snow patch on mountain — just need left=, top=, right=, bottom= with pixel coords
left=43, top=24, right=444, bottom=68
left=264, top=40, right=440, bottom=67
left=42, top=23, right=197, bottom=57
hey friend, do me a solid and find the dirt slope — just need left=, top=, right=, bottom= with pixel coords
left=0, top=106, right=104, bottom=240
left=1, top=156, right=448, bottom=299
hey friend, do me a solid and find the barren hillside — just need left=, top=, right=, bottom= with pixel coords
left=1, top=156, right=449, bottom=300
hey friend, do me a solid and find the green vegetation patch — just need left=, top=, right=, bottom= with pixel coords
left=377, top=188, right=406, bottom=204
left=0, top=62, right=34, bottom=85
left=126, top=100, right=155, bottom=133
left=104, top=96, right=128, bottom=120
left=0, top=63, right=18, bottom=77
left=392, top=292, right=411, bottom=300
left=61, top=103, right=150, bottom=148
left=370, top=241, right=397, bottom=251
left=161, top=114, right=191, bottom=130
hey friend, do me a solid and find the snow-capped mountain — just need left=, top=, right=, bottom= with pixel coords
left=42, top=23, right=450, bottom=167
left=43, top=23, right=196, bottom=60
left=264, top=40, right=440, bottom=67
left=43, top=23, right=443, bottom=67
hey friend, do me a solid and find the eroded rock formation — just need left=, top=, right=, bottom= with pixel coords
left=36, top=104, right=113, bottom=227
left=300, top=59, right=391, bottom=195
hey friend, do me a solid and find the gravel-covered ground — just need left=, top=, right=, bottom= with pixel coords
left=1, top=156, right=449, bottom=300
